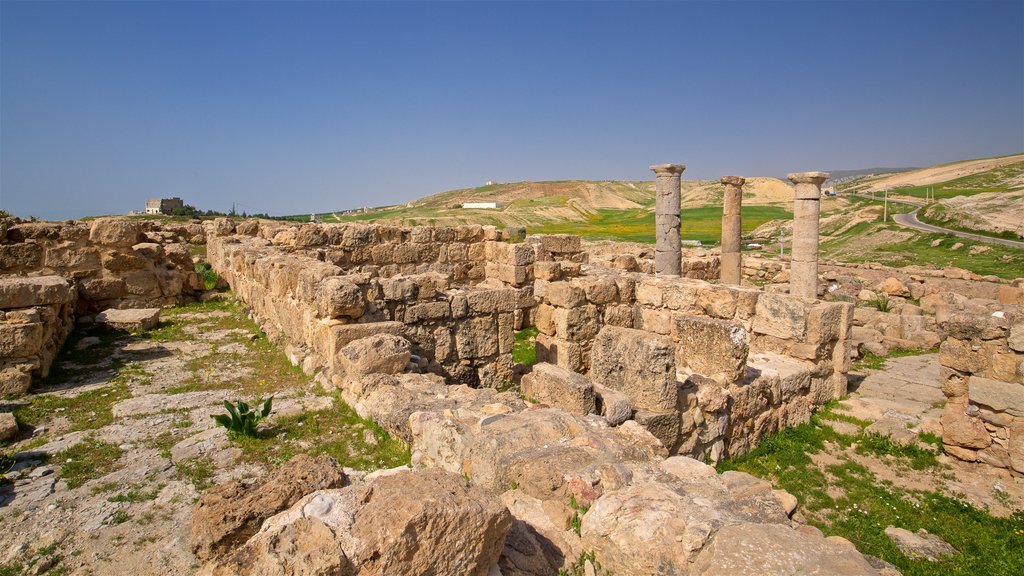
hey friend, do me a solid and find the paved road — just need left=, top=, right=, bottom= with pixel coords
left=851, top=193, right=1024, bottom=249
left=893, top=210, right=1024, bottom=249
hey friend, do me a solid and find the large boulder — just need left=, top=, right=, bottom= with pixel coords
left=337, top=334, right=411, bottom=379
left=88, top=218, right=143, bottom=246
left=691, top=522, right=878, bottom=575
left=590, top=326, right=677, bottom=413
left=317, top=277, right=366, bottom=319
left=190, top=455, right=346, bottom=561
left=351, top=468, right=512, bottom=575
left=520, top=363, right=596, bottom=416
left=205, top=517, right=354, bottom=576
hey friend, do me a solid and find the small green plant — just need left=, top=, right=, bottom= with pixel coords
left=866, top=295, right=892, bottom=312
left=212, top=397, right=273, bottom=438
left=194, top=261, right=219, bottom=290
left=569, top=494, right=590, bottom=536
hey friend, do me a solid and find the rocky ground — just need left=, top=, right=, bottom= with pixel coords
left=2, top=297, right=1021, bottom=575
left=0, top=297, right=407, bottom=576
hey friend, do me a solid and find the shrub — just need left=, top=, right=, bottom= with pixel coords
left=866, top=295, right=891, bottom=312
left=212, top=397, right=273, bottom=438
left=195, top=261, right=219, bottom=291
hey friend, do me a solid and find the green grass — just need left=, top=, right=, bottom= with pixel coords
left=231, top=392, right=410, bottom=471
left=718, top=405, right=1024, bottom=576
left=852, top=347, right=935, bottom=372
left=12, top=383, right=131, bottom=436
left=532, top=205, right=792, bottom=244
left=175, top=457, right=215, bottom=490
left=56, top=437, right=123, bottom=489
left=513, top=327, right=539, bottom=366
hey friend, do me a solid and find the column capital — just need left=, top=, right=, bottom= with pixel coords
left=649, top=163, right=686, bottom=177
left=787, top=171, right=830, bottom=186
left=720, top=176, right=746, bottom=186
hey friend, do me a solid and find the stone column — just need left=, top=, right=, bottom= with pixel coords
left=650, top=164, right=685, bottom=276
left=719, top=176, right=745, bottom=285
left=787, top=171, right=829, bottom=300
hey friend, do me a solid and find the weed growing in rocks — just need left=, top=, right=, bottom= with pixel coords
left=852, top=347, right=935, bottom=372
left=212, top=397, right=273, bottom=438
left=568, top=494, right=590, bottom=536
left=13, top=383, right=131, bottom=434
left=175, top=457, right=215, bottom=491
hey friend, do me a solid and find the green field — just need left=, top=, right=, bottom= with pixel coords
left=531, top=205, right=791, bottom=245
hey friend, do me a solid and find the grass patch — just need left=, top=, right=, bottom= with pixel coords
left=56, top=437, right=122, bottom=489
left=718, top=407, right=1024, bottom=575
left=889, top=161, right=1024, bottom=200
left=531, top=205, right=792, bottom=244
left=513, top=327, right=539, bottom=366
left=108, top=484, right=162, bottom=503
left=918, top=205, right=1023, bottom=241
left=852, top=347, right=935, bottom=372
left=13, top=383, right=131, bottom=433
left=232, top=392, right=410, bottom=471
left=175, top=457, right=215, bottom=491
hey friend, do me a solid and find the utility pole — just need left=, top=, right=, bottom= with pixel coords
left=883, top=189, right=889, bottom=222
left=779, top=232, right=785, bottom=257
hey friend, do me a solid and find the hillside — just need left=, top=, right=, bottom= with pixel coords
left=841, top=153, right=1024, bottom=196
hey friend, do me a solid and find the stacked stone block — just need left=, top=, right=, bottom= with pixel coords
left=938, top=310, right=1024, bottom=475
left=0, top=276, right=76, bottom=394
left=0, top=217, right=203, bottom=314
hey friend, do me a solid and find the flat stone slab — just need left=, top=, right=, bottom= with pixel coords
left=0, top=275, right=74, bottom=309
left=884, top=526, right=957, bottom=562
left=95, top=308, right=161, bottom=331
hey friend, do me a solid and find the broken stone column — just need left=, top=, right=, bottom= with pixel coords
left=719, top=176, right=745, bottom=285
left=787, top=171, right=829, bottom=300
left=650, top=164, right=685, bottom=276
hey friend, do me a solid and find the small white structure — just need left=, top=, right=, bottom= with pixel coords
left=462, top=202, right=500, bottom=209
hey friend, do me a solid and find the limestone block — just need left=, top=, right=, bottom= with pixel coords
left=544, top=282, right=585, bottom=308
left=534, top=303, right=556, bottom=336
left=673, top=315, right=748, bottom=383
left=602, top=304, right=634, bottom=328
left=535, top=333, right=587, bottom=373
left=0, top=322, right=45, bottom=357
left=533, top=261, right=561, bottom=281
left=590, top=326, right=677, bottom=413
left=939, top=338, right=988, bottom=375
left=0, top=276, right=74, bottom=309
left=381, top=277, right=417, bottom=301
left=752, top=292, right=808, bottom=340
left=0, top=243, right=43, bottom=271
left=1010, top=418, right=1024, bottom=474
left=968, top=376, right=1024, bottom=417
left=0, top=367, right=31, bottom=395
left=593, top=383, right=632, bottom=425
left=95, top=308, right=161, bottom=331
left=44, top=245, right=101, bottom=270
left=1010, top=322, right=1024, bottom=353
left=692, top=522, right=878, bottom=576
left=554, top=305, right=600, bottom=342
left=805, top=301, right=848, bottom=345
left=405, top=301, right=451, bottom=323
left=0, top=412, right=18, bottom=442
left=466, top=289, right=517, bottom=314
left=89, top=218, right=142, bottom=246
left=532, top=234, right=581, bottom=255
left=581, top=277, right=618, bottom=305
left=634, top=278, right=664, bottom=307
left=941, top=399, right=992, bottom=449
left=945, top=313, right=1007, bottom=341
left=316, top=277, right=365, bottom=319
left=338, top=334, right=412, bottom=378
left=329, top=322, right=406, bottom=371
left=520, top=363, right=596, bottom=415
left=455, top=316, right=499, bottom=359
left=633, top=409, right=681, bottom=450
left=78, top=277, right=127, bottom=302
left=638, top=308, right=671, bottom=335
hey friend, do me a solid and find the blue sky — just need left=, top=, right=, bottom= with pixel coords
left=2, top=1, right=1022, bottom=220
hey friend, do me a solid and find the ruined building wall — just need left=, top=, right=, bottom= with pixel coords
left=0, top=216, right=205, bottom=390
left=938, top=310, right=1024, bottom=475
left=205, top=221, right=538, bottom=388
left=531, top=270, right=852, bottom=460
left=0, top=277, right=76, bottom=395
left=0, top=217, right=204, bottom=314
left=206, top=219, right=853, bottom=462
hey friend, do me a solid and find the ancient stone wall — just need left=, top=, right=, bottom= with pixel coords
left=938, top=310, right=1024, bottom=475
left=0, top=217, right=204, bottom=315
left=206, top=223, right=541, bottom=387
left=206, top=219, right=853, bottom=463
left=532, top=270, right=852, bottom=460
left=0, top=276, right=76, bottom=395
